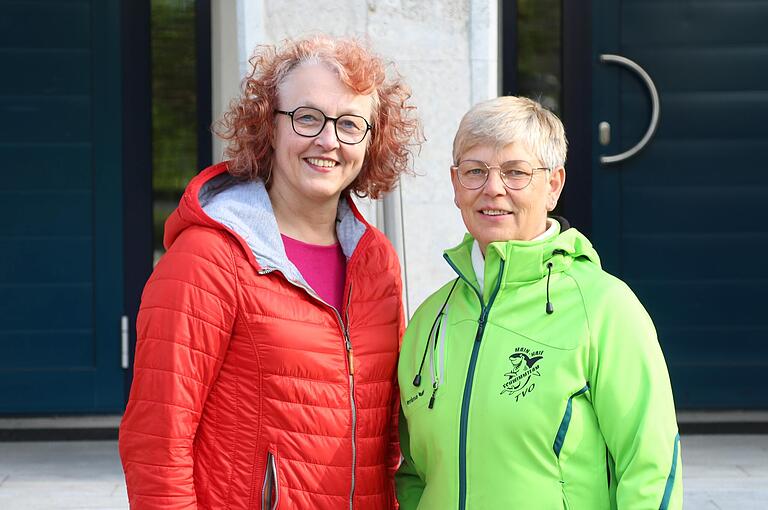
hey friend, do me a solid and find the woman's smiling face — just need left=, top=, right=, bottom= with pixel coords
left=271, top=62, right=373, bottom=207
left=451, top=142, right=565, bottom=253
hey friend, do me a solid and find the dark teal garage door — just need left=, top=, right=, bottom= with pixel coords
left=592, top=0, right=768, bottom=408
left=0, top=0, right=124, bottom=413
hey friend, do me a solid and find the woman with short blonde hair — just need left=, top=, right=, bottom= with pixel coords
left=396, top=96, right=682, bottom=510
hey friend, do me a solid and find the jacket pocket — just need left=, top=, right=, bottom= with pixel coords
left=261, top=450, right=280, bottom=510
left=561, top=482, right=571, bottom=510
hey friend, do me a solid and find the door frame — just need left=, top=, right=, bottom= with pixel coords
left=560, top=0, right=594, bottom=238
left=121, top=0, right=153, bottom=400
left=120, top=0, right=213, bottom=401
left=500, top=0, right=594, bottom=236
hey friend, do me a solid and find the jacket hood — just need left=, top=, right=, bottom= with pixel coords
left=443, top=220, right=601, bottom=300
left=164, top=162, right=369, bottom=290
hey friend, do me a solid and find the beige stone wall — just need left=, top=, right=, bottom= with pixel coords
left=212, top=0, right=498, bottom=315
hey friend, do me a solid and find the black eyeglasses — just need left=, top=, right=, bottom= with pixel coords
left=451, top=160, right=550, bottom=190
left=275, top=106, right=372, bottom=145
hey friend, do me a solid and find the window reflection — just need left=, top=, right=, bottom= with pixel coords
left=517, top=0, right=561, bottom=115
left=151, top=0, right=198, bottom=264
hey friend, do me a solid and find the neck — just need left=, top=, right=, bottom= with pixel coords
left=268, top=186, right=340, bottom=245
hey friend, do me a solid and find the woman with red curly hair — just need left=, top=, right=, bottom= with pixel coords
left=119, top=34, right=421, bottom=510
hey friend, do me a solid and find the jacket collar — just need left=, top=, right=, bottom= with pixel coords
left=443, top=224, right=600, bottom=301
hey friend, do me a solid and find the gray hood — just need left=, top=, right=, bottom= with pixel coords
left=199, top=173, right=367, bottom=291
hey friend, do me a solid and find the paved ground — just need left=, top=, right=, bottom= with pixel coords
left=0, top=435, right=766, bottom=509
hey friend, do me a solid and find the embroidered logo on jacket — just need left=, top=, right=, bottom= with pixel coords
left=500, top=347, right=543, bottom=402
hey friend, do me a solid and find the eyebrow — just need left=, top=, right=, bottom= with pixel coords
left=294, top=102, right=370, bottom=118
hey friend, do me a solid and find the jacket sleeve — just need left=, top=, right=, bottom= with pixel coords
left=394, top=407, right=425, bottom=509
left=118, top=229, right=238, bottom=509
left=589, top=281, right=683, bottom=510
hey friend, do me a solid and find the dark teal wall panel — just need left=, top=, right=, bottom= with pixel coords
left=0, top=1, right=90, bottom=49
left=0, top=284, right=92, bottom=331
left=622, top=47, right=768, bottom=93
left=620, top=140, right=768, bottom=188
left=594, top=0, right=768, bottom=408
left=0, top=96, right=91, bottom=143
left=622, top=2, right=768, bottom=47
left=0, top=371, right=101, bottom=413
left=621, top=91, right=768, bottom=141
left=0, top=49, right=90, bottom=95
left=630, top=281, right=767, bottom=329
left=0, top=144, right=92, bottom=190
left=0, top=191, right=91, bottom=236
left=0, top=238, right=92, bottom=284
left=0, top=0, right=124, bottom=414
left=661, top=327, right=768, bottom=366
left=90, top=0, right=124, bottom=410
left=667, top=366, right=767, bottom=409
left=621, top=234, right=768, bottom=280
left=621, top=186, right=766, bottom=234
left=0, top=330, right=93, bottom=369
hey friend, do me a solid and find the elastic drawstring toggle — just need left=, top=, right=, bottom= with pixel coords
left=545, top=262, right=554, bottom=315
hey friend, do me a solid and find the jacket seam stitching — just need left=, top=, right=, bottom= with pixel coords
left=160, top=248, right=237, bottom=276
left=222, top=232, right=241, bottom=510
left=132, top=366, right=211, bottom=388
left=239, top=310, right=328, bottom=326
left=225, top=234, right=264, bottom=510
left=129, top=398, right=201, bottom=414
left=263, top=393, right=392, bottom=411
left=139, top=305, right=231, bottom=334
left=120, top=427, right=193, bottom=441
left=138, top=337, right=223, bottom=361
left=563, top=270, right=594, bottom=383
left=149, top=276, right=238, bottom=309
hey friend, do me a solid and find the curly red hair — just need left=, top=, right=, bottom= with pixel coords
left=214, top=35, right=423, bottom=199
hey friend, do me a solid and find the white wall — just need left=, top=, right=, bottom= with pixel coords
left=211, top=0, right=499, bottom=316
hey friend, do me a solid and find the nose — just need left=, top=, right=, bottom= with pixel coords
left=314, top=119, right=340, bottom=150
left=483, top=168, right=507, bottom=196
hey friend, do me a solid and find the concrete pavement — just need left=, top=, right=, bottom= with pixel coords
left=0, top=435, right=766, bottom=509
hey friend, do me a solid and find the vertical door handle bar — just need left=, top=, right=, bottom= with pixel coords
left=599, top=54, right=660, bottom=165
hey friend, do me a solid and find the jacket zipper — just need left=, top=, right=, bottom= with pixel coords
left=257, top=268, right=358, bottom=509
left=337, top=283, right=357, bottom=510
left=427, top=305, right=449, bottom=408
left=444, top=254, right=505, bottom=510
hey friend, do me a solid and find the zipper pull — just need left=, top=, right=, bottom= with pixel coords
left=345, top=337, right=354, bottom=375
left=428, top=383, right=438, bottom=409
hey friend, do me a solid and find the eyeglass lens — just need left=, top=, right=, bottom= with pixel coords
left=290, top=107, right=369, bottom=144
left=456, top=160, right=537, bottom=190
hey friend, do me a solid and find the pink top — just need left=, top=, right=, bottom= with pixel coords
left=281, top=234, right=347, bottom=311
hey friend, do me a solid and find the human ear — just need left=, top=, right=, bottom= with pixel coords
left=450, top=167, right=462, bottom=208
left=547, top=166, right=566, bottom=211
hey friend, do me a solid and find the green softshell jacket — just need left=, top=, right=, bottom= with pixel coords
left=396, top=227, right=682, bottom=510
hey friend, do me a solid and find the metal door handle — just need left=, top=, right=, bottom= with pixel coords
left=599, top=54, right=660, bottom=165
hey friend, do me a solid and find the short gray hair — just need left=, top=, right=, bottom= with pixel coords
left=452, top=96, right=567, bottom=170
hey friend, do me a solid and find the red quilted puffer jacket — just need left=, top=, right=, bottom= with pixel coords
left=119, top=163, right=403, bottom=509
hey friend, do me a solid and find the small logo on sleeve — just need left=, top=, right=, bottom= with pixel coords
left=406, top=390, right=425, bottom=407
left=500, top=347, right=543, bottom=402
